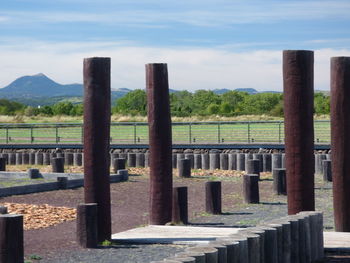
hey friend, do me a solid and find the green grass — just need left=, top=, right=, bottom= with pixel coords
left=0, top=120, right=331, bottom=144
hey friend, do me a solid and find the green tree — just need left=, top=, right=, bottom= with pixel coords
left=38, top=105, right=54, bottom=116
left=52, top=102, right=74, bottom=115
left=24, top=106, right=39, bottom=116
left=170, top=91, right=193, bottom=117
left=207, top=103, right=220, bottom=115
left=270, top=100, right=284, bottom=117
left=113, top=89, right=147, bottom=116
left=69, top=104, right=84, bottom=116
left=219, top=102, right=233, bottom=115
left=0, top=99, right=25, bottom=115
left=314, top=92, right=330, bottom=114
left=192, top=90, right=221, bottom=115
left=237, top=93, right=282, bottom=115
left=221, top=91, right=247, bottom=115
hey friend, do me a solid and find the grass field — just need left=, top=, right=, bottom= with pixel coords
left=0, top=119, right=331, bottom=144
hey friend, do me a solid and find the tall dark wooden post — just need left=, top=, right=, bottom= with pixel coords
left=283, top=50, right=315, bottom=215
left=331, top=57, right=350, bottom=231
left=0, top=214, right=24, bottom=263
left=146, top=63, right=173, bottom=225
left=83, top=57, right=111, bottom=241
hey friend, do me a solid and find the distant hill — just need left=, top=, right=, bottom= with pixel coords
left=0, top=73, right=283, bottom=106
left=0, top=73, right=82, bottom=97
left=233, top=88, right=258, bottom=94
left=0, top=73, right=130, bottom=106
left=260, top=90, right=282, bottom=94
left=212, top=88, right=232, bottom=94
left=212, top=88, right=260, bottom=94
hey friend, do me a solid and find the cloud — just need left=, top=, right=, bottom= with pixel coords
left=2, top=1, right=350, bottom=27
left=0, top=40, right=348, bottom=92
left=314, top=48, right=350, bottom=90
left=0, top=16, right=9, bottom=22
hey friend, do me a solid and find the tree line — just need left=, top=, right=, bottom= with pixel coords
left=112, top=89, right=330, bottom=117
left=0, top=99, right=83, bottom=116
left=0, top=90, right=330, bottom=117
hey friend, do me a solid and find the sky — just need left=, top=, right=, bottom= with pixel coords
left=0, top=0, right=350, bottom=91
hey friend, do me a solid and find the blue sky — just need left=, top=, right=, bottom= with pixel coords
left=1, top=0, right=350, bottom=91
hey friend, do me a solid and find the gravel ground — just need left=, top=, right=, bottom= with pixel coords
left=43, top=244, right=187, bottom=263
left=0, top=167, right=344, bottom=262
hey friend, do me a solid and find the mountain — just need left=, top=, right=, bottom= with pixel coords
left=0, top=73, right=281, bottom=106
left=234, top=88, right=258, bottom=94
left=213, top=88, right=231, bottom=95
left=212, top=88, right=260, bottom=95
left=0, top=73, right=130, bottom=106
left=0, top=73, right=82, bottom=98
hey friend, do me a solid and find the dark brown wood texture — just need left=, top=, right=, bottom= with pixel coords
left=330, top=56, right=350, bottom=231
left=283, top=50, right=315, bottom=214
left=146, top=63, right=173, bottom=225
left=83, top=57, right=111, bottom=241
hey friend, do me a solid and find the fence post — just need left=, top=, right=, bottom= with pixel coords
left=55, top=126, right=59, bottom=144
left=189, top=123, right=192, bottom=144
left=5, top=127, right=8, bottom=144
left=134, top=123, right=137, bottom=144
left=278, top=121, right=282, bottom=143
left=30, top=126, right=33, bottom=143
left=217, top=123, right=221, bottom=143
left=248, top=122, right=251, bottom=143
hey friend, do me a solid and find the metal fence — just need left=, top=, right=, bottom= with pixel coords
left=0, top=120, right=331, bottom=145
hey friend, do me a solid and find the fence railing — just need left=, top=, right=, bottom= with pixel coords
left=0, top=120, right=331, bottom=145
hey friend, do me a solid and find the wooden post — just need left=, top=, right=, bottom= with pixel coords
left=0, top=158, right=6, bottom=171
left=76, top=203, right=98, bottom=248
left=178, top=159, right=191, bottom=178
left=172, top=186, right=188, bottom=224
left=243, top=174, right=259, bottom=203
left=83, top=57, right=111, bottom=242
left=146, top=63, right=173, bottom=225
left=283, top=50, right=315, bottom=214
left=51, top=157, right=64, bottom=173
left=331, top=56, right=350, bottom=231
left=272, top=168, right=287, bottom=195
left=112, top=158, right=126, bottom=173
left=205, top=181, right=222, bottom=214
left=0, top=214, right=24, bottom=263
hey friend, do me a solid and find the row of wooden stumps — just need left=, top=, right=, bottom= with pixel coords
left=152, top=212, right=324, bottom=263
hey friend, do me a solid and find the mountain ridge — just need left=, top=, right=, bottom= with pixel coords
left=0, top=73, right=281, bottom=106
left=0, top=73, right=130, bottom=106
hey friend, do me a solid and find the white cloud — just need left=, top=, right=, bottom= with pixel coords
left=314, top=48, right=350, bottom=90
left=0, top=40, right=348, bottom=92
left=0, top=16, right=8, bottom=22
left=2, top=1, right=350, bottom=27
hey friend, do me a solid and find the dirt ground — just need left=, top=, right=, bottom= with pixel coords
left=0, top=167, right=346, bottom=262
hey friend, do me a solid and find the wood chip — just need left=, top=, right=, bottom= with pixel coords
left=0, top=202, right=76, bottom=230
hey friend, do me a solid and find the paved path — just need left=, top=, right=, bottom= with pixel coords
left=324, top=232, right=350, bottom=251
left=113, top=225, right=350, bottom=252
left=112, top=225, right=243, bottom=244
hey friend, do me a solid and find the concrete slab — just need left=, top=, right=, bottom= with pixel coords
left=112, top=225, right=243, bottom=244
left=324, top=231, right=350, bottom=251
